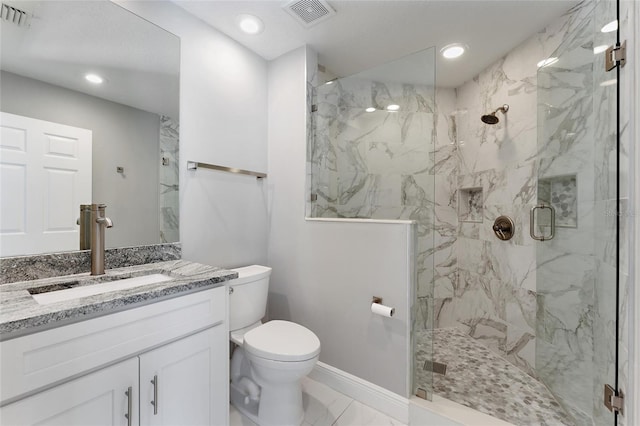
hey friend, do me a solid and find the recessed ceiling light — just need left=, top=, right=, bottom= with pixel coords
left=365, top=107, right=376, bottom=112
left=386, top=104, right=400, bottom=111
left=600, top=78, right=617, bottom=87
left=440, top=43, right=466, bottom=59
left=85, top=73, right=103, bottom=84
left=593, top=45, right=609, bottom=54
left=236, top=14, right=264, bottom=35
left=537, top=57, right=559, bottom=68
left=601, top=20, right=618, bottom=33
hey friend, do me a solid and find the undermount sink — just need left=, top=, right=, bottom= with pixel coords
left=29, top=273, right=173, bottom=305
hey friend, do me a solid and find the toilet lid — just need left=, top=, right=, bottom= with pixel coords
left=243, top=320, right=321, bottom=362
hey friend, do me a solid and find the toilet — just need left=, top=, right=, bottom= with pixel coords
left=228, top=265, right=320, bottom=426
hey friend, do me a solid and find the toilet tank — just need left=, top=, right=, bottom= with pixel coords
left=228, top=265, right=272, bottom=332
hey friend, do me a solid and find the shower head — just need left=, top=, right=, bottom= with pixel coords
left=481, top=104, right=509, bottom=124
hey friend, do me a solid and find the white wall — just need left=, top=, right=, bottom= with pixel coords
left=0, top=70, right=161, bottom=249
left=266, top=46, right=414, bottom=397
left=115, top=1, right=269, bottom=268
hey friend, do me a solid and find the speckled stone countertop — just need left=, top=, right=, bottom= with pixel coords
left=0, top=243, right=182, bottom=284
left=0, top=260, right=237, bottom=339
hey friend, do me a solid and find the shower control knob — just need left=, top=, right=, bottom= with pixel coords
left=493, top=216, right=515, bottom=241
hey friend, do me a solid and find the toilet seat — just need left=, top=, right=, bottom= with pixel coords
left=243, top=320, right=320, bottom=362
left=230, top=321, right=262, bottom=345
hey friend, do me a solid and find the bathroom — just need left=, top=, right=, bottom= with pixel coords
left=0, top=0, right=637, bottom=425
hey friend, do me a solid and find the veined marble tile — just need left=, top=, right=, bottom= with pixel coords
left=333, top=401, right=406, bottom=426
left=505, top=325, right=536, bottom=376
left=301, top=377, right=352, bottom=426
left=365, top=142, right=430, bottom=175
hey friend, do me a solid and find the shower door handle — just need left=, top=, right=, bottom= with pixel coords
left=530, top=204, right=555, bottom=241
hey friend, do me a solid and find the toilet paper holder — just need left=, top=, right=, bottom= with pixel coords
left=371, top=296, right=395, bottom=317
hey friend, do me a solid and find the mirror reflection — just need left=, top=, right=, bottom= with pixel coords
left=0, top=1, right=180, bottom=257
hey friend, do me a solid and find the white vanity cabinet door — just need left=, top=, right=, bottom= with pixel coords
left=0, top=357, right=139, bottom=426
left=139, top=325, right=228, bottom=426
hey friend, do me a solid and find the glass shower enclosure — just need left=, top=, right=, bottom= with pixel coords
left=308, top=48, right=437, bottom=400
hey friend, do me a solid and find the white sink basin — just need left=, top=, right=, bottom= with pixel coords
left=31, top=273, right=173, bottom=305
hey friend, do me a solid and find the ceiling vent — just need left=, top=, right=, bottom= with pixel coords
left=283, top=0, right=336, bottom=28
left=1, top=3, right=30, bottom=27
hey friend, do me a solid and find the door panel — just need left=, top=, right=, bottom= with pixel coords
left=0, top=112, right=91, bottom=256
left=0, top=358, right=138, bottom=426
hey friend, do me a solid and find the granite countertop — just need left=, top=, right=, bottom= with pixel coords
left=0, top=260, right=238, bottom=339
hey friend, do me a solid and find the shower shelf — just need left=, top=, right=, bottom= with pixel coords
left=459, top=187, right=483, bottom=223
left=187, top=161, right=267, bottom=179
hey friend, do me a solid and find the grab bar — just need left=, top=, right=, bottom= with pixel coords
left=187, top=161, right=266, bottom=179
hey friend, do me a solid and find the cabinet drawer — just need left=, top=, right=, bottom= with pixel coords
left=1, top=286, right=226, bottom=404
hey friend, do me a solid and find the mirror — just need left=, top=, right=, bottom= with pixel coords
left=0, top=1, right=180, bottom=257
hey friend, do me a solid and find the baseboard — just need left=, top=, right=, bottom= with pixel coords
left=309, top=361, right=410, bottom=424
left=310, top=362, right=515, bottom=426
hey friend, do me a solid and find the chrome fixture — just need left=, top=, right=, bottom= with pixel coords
left=78, top=205, right=92, bottom=250
left=89, top=204, right=113, bottom=275
left=481, top=104, right=509, bottom=124
left=530, top=204, right=555, bottom=241
left=187, top=160, right=267, bottom=179
left=493, top=216, right=515, bottom=241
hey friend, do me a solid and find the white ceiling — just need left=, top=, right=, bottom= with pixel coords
left=1, top=1, right=180, bottom=118
left=175, top=0, right=579, bottom=88
left=0, top=0, right=578, bottom=118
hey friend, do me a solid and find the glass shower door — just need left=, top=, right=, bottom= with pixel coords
left=534, top=0, right=620, bottom=424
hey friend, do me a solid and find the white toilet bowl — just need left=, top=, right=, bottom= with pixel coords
left=228, top=266, right=321, bottom=426
left=242, top=320, right=320, bottom=425
left=229, top=265, right=320, bottom=426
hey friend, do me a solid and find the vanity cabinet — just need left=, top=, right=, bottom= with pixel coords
left=0, top=286, right=228, bottom=426
left=140, top=326, right=225, bottom=425
left=0, top=357, right=139, bottom=425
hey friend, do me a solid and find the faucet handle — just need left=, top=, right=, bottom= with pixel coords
left=97, top=217, right=113, bottom=228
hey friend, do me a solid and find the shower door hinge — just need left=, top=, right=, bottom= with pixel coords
left=603, top=384, right=624, bottom=415
left=605, top=41, right=626, bottom=72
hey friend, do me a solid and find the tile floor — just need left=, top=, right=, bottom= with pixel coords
left=229, top=377, right=406, bottom=426
left=415, top=328, right=574, bottom=426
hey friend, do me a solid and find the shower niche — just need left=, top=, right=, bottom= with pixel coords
left=537, top=175, right=577, bottom=228
left=458, top=187, right=483, bottom=223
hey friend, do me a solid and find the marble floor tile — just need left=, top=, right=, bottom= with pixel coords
left=230, top=404, right=258, bottom=426
left=415, top=328, right=575, bottom=426
left=332, top=401, right=407, bottom=426
left=230, top=377, right=404, bottom=426
left=302, top=377, right=353, bottom=426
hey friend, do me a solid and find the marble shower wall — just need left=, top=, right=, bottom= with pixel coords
left=308, top=0, right=630, bottom=420
left=159, top=115, right=179, bottom=243
left=310, top=67, right=439, bottom=338
left=434, top=3, right=593, bottom=382
left=535, top=3, right=599, bottom=423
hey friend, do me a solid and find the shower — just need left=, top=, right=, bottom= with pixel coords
left=481, top=104, right=509, bottom=124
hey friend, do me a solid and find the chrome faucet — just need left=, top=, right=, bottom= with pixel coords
left=89, top=204, right=113, bottom=275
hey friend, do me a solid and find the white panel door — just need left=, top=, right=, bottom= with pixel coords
left=0, top=357, right=139, bottom=426
left=140, top=326, right=227, bottom=426
left=0, top=112, right=92, bottom=256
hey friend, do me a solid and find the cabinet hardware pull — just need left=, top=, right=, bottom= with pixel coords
left=151, top=375, right=159, bottom=415
left=125, top=386, right=132, bottom=426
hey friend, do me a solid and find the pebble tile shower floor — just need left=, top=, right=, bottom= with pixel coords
left=415, top=328, right=575, bottom=426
